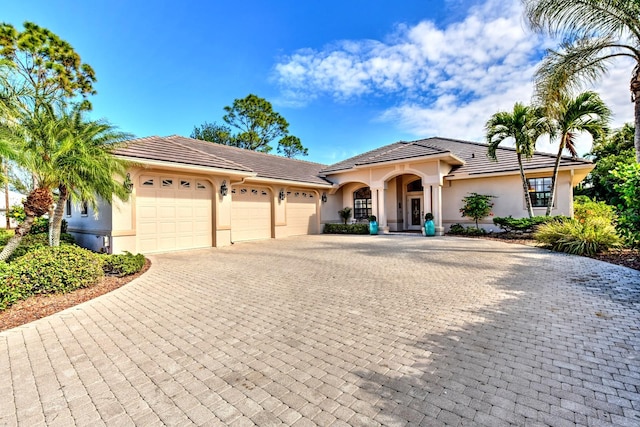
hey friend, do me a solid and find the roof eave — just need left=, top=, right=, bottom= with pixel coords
left=117, top=156, right=255, bottom=178
left=244, top=176, right=335, bottom=188
left=445, top=163, right=595, bottom=181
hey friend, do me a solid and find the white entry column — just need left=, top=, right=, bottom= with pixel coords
left=433, top=184, right=443, bottom=235
left=371, top=186, right=388, bottom=233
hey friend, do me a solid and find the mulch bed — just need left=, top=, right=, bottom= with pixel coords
left=0, top=259, right=151, bottom=332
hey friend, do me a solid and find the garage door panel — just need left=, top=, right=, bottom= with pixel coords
left=231, top=187, right=271, bottom=242
left=286, top=192, right=318, bottom=235
left=136, top=175, right=212, bottom=253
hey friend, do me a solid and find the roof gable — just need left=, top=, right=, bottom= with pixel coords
left=321, top=137, right=592, bottom=176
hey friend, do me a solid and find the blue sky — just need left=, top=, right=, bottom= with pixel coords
left=3, top=0, right=633, bottom=164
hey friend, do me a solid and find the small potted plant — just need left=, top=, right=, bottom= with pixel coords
left=368, top=215, right=378, bottom=235
left=424, top=212, right=435, bottom=236
left=338, top=207, right=352, bottom=224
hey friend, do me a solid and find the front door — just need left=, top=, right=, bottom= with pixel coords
left=407, top=196, right=423, bottom=230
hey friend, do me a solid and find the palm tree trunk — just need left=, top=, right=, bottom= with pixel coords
left=49, top=185, right=67, bottom=247
left=546, top=141, right=565, bottom=216
left=518, top=153, right=535, bottom=218
left=0, top=215, right=35, bottom=262
left=635, top=94, right=640, bottom=163
left=632, top=67, right=640, bottom=163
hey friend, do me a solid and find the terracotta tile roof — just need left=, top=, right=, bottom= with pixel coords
left=114, top=136, right=252, bottom=172
left=115, top=135, right=593, bottom=186
left=321, top=137, right=592, bottom=176
left=115, top=135, right=332, bottom=186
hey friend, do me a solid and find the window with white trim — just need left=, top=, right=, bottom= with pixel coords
left=527, top=177, right=552, bottom=208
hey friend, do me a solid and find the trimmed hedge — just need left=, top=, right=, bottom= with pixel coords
left=323, top=223, right=369, bottom=234
left=1, top=246, right=104, bottom=310
left=448, top=223, right=487, bottom=236
left=102, top=251, right=146, bottom=277
left=492, top=216, right=567, bottom=233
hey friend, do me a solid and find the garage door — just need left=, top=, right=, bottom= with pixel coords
left=231, top=186, right=271, bottom=242
left=136, top=175, right=212, bottom=253
left=286, top=190, right=318, bottom=235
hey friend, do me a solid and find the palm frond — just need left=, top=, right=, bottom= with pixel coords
left=524, top=0, right=640, bottom=42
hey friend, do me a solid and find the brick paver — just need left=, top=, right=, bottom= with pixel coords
left=1, top=235, right=639, bottom=426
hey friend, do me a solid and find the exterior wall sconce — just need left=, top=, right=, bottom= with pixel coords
left=279, top=189, right=286, bottom=201
left=123, top=173, right=134, bottom=193
left=321, top=192, right=327, bottom=203
left=220, top=180, right=229, bottom=196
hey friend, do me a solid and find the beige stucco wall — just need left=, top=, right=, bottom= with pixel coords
left=442, top=171, right=574, bottom=231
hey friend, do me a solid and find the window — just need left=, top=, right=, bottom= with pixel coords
left=407, top=179, right=423, bottom=192
left=80, top=201, right=89, bottom=216
left=527, top=177, right=552, bottom=208
left=162, top=179, right=173, bottom=188
left=353, top=187, right=372, bottom=220
left=65, top=199, right=72, bottom=217
left=180, top=180, right=191, bottom=189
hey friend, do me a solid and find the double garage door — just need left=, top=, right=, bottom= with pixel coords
left=136, top=175, right=212, bottom=253
left=136, top=177, right=319, bottom=252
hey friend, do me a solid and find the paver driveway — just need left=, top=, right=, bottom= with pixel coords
left=1, top=235, right=639, bottom=426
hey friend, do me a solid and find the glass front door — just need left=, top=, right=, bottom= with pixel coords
left=407, top=197, right=423, bottom=230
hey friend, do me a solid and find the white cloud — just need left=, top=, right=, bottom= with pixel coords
left=273, top=0, right=633, bottom=156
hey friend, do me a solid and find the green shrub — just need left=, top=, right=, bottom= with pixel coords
left=0, top=280, right=27, bottom=311
left=573, top=196, right=617, bottom=223
left=28, top=217, right=68, bottom=234
left=0, top=233, right=76, bottom=262
left=534, top=217, right=621, bottom=256
left=0, top=230, right=11, bottom=246
left=492, top=216, right=566, bottom=233
left=4, top=245, right=104, bottom=297
left=447, top=223, right=487, bottom=236
left=102, top=251, right=146, bottom=277
left=323, top=223, right=369, bottom=234
left=0, top=262, right=21, bottom=310
left=460, top=193, right=495, bottom=230
left=611, top=163, right=640, bottom=248
left=448, top=223, right=465, bottom=234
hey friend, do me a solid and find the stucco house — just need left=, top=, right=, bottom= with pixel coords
left=66, top=135, right=593, bottom=254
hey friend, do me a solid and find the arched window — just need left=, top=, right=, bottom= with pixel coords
left=353, top=187, right=372, bottom=220
left=407, top=179, right=423, bottom=192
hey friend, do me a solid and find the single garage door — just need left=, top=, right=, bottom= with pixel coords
left=231, top=186, right=271, bottom=242
left=286, top=190, right=318, bottom=235
left=136, top=175, right=212, bottom=253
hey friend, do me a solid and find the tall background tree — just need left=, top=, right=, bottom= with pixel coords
left=543, top=91, right=610, bottom=216
left=190, top=121, right=233, bottom=146
left=523, top=0, right=640, bottom=162
left=0, top=21, right=96, bottom=112
left=0, top=22, right=129, bottom=259
left=578, top=124, right=635, bottom=205
left=485, top=103, right=548, bottom=218
left=192, top=94, right=309, bottom=157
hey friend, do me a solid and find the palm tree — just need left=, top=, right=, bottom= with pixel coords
left=523, top=0, right=640, bottom=162
left=544, top=91, right=611, bottom=216
left=486, top=103, right=548, bottom=218
left=44, top=106, right=132, bottom=246
left=0, top=99, right=132, bottom=258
